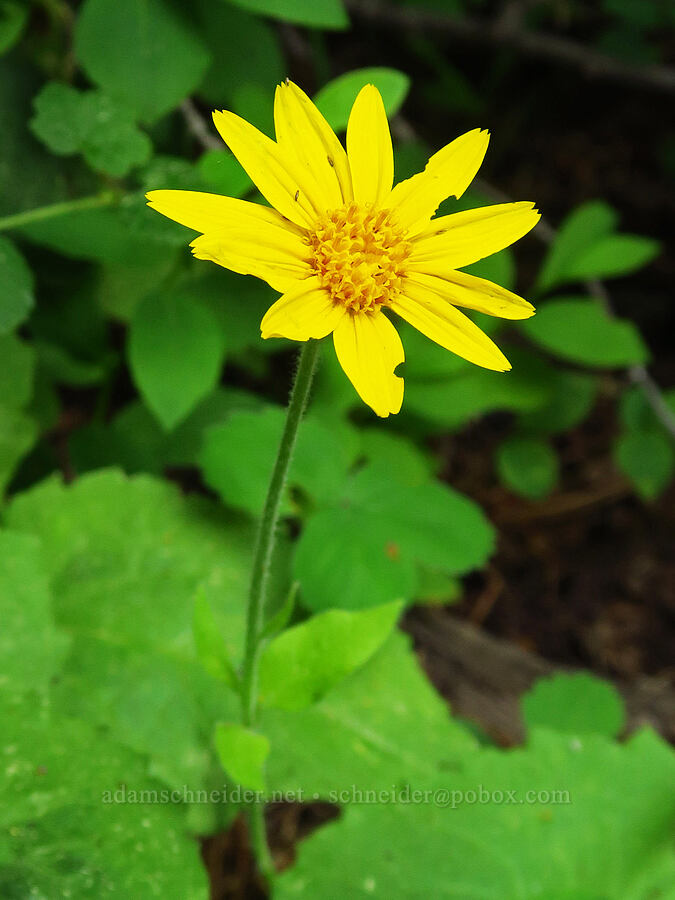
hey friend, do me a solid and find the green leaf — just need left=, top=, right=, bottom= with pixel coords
left=225, top=0, right=349, bottom=29
left=197, top=150, right=253, bottom=197
left=359, top=428, right=434, bottom=486
left=294, top=465, right=494, bottom=611
left=0, top=532, right=68, bottom=692
left=261, top=580, right=299, bottom=640
left=404, top=352, right=553, bottom=431
left=0, top=235, right=34, bottom=335
left=0, top=59, right=68, bottom=219
left=567, top=234, right=661, bottom=284
left=193, top=588, right=239, bottom=688
left=194, top=0, right=284, bottom=108
left=315, top=67, right=410, bottom=131
left=263, top=632, right=478, bottom=795
left=535, top=200, right=618, bottom=293
left=517, top=370, right=597, bottom=434
left=31, top=83, right=152, bottom=177
left=273, top=726, right=675, bottom=899
left=75, top=0, right=211, bottom=122
left=259, top=601, right=401, bottom=709
left=294, top=505, right=417, bottom=611
left=496, top=436, right=558, bottom=500
left=523, top=298, right=649, bottom=367
left=522, top=673, right=625, bottom=739
left=0, top=1, right=28, bottom=56
left=614, top=429, right=674, bottom=500
left=535, top=200, right=660, bottom=292
left=6, top=470, right=255, bottom=793
left=19, top=194, right=187, bottom=265
left=619, top=384, right=675, bottom=434
left=0, top=691, right=208, bottom=897
left=214, top=723, right=269, bottom=791
left=129, top=291, right=226, bottom=430
left=200, top=406, right=360, bottom=514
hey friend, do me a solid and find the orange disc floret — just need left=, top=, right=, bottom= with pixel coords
left=307, top=202, right=412, bottom=313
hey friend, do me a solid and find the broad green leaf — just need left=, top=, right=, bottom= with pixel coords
left=294, top=504, right=417, bottom=611
left=0, top=58, right=68, bottom=218
left=496, top=436, right=558, bottom=500
left=215, top=723, right=269, bottom=791
left=522, top=672, right=625, bottom=739
left=258, top=601, right=401, bottom=709
left=535, top=200, right=660, bottom=292
left=274, top=726, right=675, bottom=899
left=359, top=428, right=434, bottom=486
left=263, top=632, right=478, bottom=795
left=564, top=233, right=660, bottom=283
left=0, top=532, right=68, bottom=692
left=315, top=67, right=410, bottom=131
left=6, top=470, right=254, bottom=792
left=31, top=83, right=151, bottom=177
left=20, top=194, right=187, bottom=264
left=96, top=254, right=182, bottom=322
left=404, top=351, right=553, bottom=430
left=194, top=0, right=284, bottom=108
left=129, top=291, right=226, bottom=430
left=535, top=200, right=618, bottom=294
left=197, top=150, right=253, bottom=197
left=522, top=298, right=649, bottom=367
left=75, top=0, right=211, bottom=122
left=261, top=580, right=298, bottom=640
left=69, top=388, right=262, bottom=476
left=619, top=385, right=675, bottom=435
left=0, top=235, right=34, bottom=334
left=294, top=464, right=494, bottom=611
left=0, top=1, right=28, bottom=56
left=193, top=588, right=239, bottom=688
left=399, top=320, right=469, bottom=380
left=0, top=404, right=37, bottom=494
left=0, top=691, right=208, bottom=897
left=614, top=429, right=674, bottom=500
left=225, top=0, right=349, bottom=30
left=0, top=333, right=34, bottom=409
left=200, top=406, right=360, bottom=514
left=517, top=370, right=597, bottom=434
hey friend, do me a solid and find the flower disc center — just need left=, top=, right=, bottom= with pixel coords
left=308, top=203, right=411, bottom=313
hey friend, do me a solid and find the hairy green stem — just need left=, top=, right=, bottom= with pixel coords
left=239, top=339, right=320, bottom=883
left=240, top=338, right=320, bottom=727
left=0, top=193, right=116, bottom=233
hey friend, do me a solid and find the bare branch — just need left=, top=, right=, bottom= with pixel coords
left=347, top=0, right=675, bottom=94
left=179, top=98, right=221, bottom=151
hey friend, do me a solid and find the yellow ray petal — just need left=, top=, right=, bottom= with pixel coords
left=405, top=271, right=535, bottom=320
left=261, top=278, right=345, bottom=340
left=274, top=80, right=353, bottom=209
left=393, top=280, right=511, bottom=371
left=191, top=224, right=312, bottom=293
left=346, top=85, right=394, bottom=207
left=212, top=109, right=325, bottom=228
left=146, top=190, right=301, bottom=235
left=409, top=201, right=540, bottom=270
left=333, top=312, right=404, bottom=417
left=387, top=129, right=490, bottom=235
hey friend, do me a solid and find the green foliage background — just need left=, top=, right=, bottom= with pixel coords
left=1, top=0, right=674, bottom=896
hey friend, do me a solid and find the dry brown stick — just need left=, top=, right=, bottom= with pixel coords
left=347, top=0, right=675, bottom=94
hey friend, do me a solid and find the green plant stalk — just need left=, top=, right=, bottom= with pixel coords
left=239, top=338, right=320, bottom=878
left=0, top=192, right=117, bottom=233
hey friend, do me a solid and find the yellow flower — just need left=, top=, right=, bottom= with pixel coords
left=147, top=81, right=539, bottom=417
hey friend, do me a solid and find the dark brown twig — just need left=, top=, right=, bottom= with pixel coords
left=347, top=0, right=675, bottom=94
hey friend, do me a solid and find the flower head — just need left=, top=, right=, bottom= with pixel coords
left=147, top=81, right=539, bottom=417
